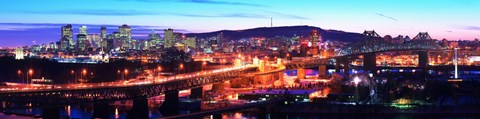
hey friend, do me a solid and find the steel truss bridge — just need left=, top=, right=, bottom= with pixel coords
left=337, top=31, right=444, bottom=56
left=0, top=67, right=258, bottom=106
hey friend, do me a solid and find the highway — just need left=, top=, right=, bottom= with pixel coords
left=0, top=65, right=257, bottom=94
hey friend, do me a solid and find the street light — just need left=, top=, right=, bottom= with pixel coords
left=81, top=69, right=87, bottom=83
left=157, top=66, right=162, bottom=72
left=179, top=63, right=184, bottom=74
left=28, top=69, right=33, bottom=85
left=202, top=61, right=207, bottom=71
left=353, top=76, right=361, bottom=104
left=71, top=70, right=77, bottom=83
left=124, top=69, right=129, bottom=81
left=17, top=70, right=23, bottom=83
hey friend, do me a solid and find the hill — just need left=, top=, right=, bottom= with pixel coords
left=185, top=25, right=364, bottom=43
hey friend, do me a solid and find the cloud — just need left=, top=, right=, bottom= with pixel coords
left=455, top=25, right=480, bottom=31
left=376, top=13, right=398, bottom=22
left=166, top=12, right=269, bottom=18
left=446, top=30, right=453, bottom=32
left=21, top=9, right=161, bottom=16
left=263, top=10, right=310, bottom=20
left=122, top=0, right=266, bottom=7
left=179, top=0, right=265, bottom=7
left=18, top=9, right=272, bottom=19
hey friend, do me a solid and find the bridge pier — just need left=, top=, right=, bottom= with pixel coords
left=335, top=59, right=341, bottom=73
left=190, top=86, right=203, bottom=99
left=418, top=51, right=429, bottom=68
left=278, top=71, right=285, bottom=86
left=160, top=90, right=180, bottom=116
left=127, top=98, right=149, bottom=119
left=230, top=77, right=252, bottom=88
left=342, top=59, right=350, bottom=76
left=318, top=65, right=327, bottom=79
left=42, top=106, right=60, bottom=119
left=297, top=68, right=306, bottom=79
left=212, top=82, right=226, bottom=93
left=92, top=102, right=111, bottom=119
left=363, top=53, right=377, bottom=73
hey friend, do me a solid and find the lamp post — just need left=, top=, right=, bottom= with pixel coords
left=117, top=70, right=122, bottom=81
left=202, top=61, right=207, bottom=71
left=17, top=70, right=23, bottom=84
left=353, top=76, right=361, bottom=104
left=82, top=69, right=87, bottom=83
left=179, top=63, right=184, bottom=74
left=157, top=66, right=162, bottom=76
left=28, top=69, right=33, bottom=85
left=124, top=69, right=129, bottom=81
left=70, top=70, right=77, bottom=84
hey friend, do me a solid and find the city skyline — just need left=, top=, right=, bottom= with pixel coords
left=1, top=0, right=480, bottom=47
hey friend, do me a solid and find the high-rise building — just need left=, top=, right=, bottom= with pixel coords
left=310, top=30, right=321, bottom=47
left=15, top=47, right=24, bottom=60
left=118, top=24, right=131, bottom=39
left=61, top=24, right=73, bottom=38
left=60, top=38, right=70, bottom=52
left=79, top=25, right=88, bottom=35
left=217, top=32, right=224, bottom=48
left=100, top=26, right=107, bottom=39
left=60, top=24, right=73, bottom=51
left=76, top=34, right=88, bottom=53
left=148, top=30, right=162, bottom=46
left=118, top=24, right=132, bottom=49
left=164, top=28, right=174, bottom=48
left=49, top=42, right=57, bottom=51
left=87, top=34, right=102, bottom=49
left=112, top=32, right=122, bottom=49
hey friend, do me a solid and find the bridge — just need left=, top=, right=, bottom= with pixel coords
left=332, top=31, right=445, bottom=74
left=337, top=31, right=443, bottom=56
left=0, top=66, right=258, bottom=105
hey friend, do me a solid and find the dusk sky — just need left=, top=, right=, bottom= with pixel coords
left=1, top=0, right=479, bottom=47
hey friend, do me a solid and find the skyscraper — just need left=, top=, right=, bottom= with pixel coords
left=79, top=25, right=88, bottom=35
left=112, top=32, right=122, bottom=49
left=87, top=34, right=102, bottom=49
left=164, top=28, right=174, bottom=48
left=60, top=24, right=73, bottom=51
left=148, top=30, right=162, bottom=46
left=310, top=30, right=321, bottom=47
left=100, top=26, right=107, bottom=39
left=76, top=34, right=87, bottom=53
left=118, top=24, right=132, bottom=49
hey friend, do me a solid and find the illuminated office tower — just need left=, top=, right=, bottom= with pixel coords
left=164, top=28, right=174, bottom=48
left=100, top=26, right=107, bottom=39
left=79, top=25, right=88, bottom=35
left=112, top=32, right=122, bottom=49
left=310, top=30, right=321, bottom=47
left=15, top=47, right=24, bottom=60
left=118, top=24, right=131, bottom=49
left=60, top=24, right=73, bottom=51
left=148, top=30, right=162, bottom=46
left=87, top=34, right=102, bottom=49
left=49, top=42, right=57, bottom=51
left=76, top=34, right=87, bottom=53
